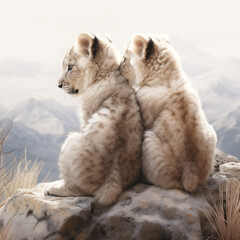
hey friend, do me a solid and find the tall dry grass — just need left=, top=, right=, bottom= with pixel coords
left=202, top=180, right=240, bottom=240
left=0, top=122, right=44, bottom=206
left=0, top=121, right=45, bottom=239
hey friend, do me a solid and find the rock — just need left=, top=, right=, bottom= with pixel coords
left=219, top=162, right=240, bottom=180
left=0, top=184, right=93, bottom=240
left=1, top=183, right=206, bottom=240
left=211, top=149, right=239, bottom=176
left=0, top=152, right=239, bottom=240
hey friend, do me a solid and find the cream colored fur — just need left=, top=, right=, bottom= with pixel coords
left=120, top=34, right=217, bottom=192
left=44, top=33, right=143, bottom=205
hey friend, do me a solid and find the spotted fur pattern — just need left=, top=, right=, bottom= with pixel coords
left=120, top=34, right=217, bottom=192
left=44, top=33, right=143, bottom=205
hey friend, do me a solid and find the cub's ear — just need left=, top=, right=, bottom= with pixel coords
left=132, top=34, right=154, bottom=60
left=74, top=32, right=99, bottom=58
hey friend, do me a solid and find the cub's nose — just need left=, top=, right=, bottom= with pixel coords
left=58, top=84, right=63, bottom=88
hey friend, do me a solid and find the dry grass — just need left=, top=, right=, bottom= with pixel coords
left=0, top=121, right=46, bottom=240
left=0, top=122, right=45, bottom=238
left=0, top=219, right=12, bottom=240
left=0, top=154, right=44, bottom=206
left=0, top=122, right=45, bottom=205
left=202, top=180, right=240, bottom=240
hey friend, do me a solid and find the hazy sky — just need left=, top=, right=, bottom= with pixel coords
left=0, top=0, right=240, bottom=106
left=1, top=0, right=240, bottom=61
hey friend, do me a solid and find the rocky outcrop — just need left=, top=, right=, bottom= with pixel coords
left=0, top=150, right=239, bottom=240
left=220, top=162, right=240, bottom=180
left=211, top=149, right=239, bottom=175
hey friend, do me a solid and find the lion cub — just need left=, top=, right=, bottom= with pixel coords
left=44, top=33, right=143, bottom=205
left=120, top=34, right=217, bottom=192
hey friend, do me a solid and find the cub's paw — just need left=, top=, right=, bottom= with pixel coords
left=43, top=180, right=82, bottom=197
left=43, top=180, right=64, bottom=196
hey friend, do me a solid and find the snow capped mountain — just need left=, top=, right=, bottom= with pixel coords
left=7, top=98, right=79, bottom=136
left=10, top=99, right=65, bottom=136
left=2, top=98, right=79, bottom=181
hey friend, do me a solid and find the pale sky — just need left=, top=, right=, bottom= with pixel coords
left=0, top=0, right=240, bottom=62
left=0, top=0, right=240, bottom=106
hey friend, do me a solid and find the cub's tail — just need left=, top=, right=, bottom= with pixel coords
left=182, top=162, right=199, bottom=192
left=94, top=167, right=122, bottom=205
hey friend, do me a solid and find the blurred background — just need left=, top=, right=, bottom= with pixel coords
left=0, top=0, right=239, bottom=181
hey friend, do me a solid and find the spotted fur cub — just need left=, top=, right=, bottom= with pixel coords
left=43, top=33, right=143, bottom=205
left=120, top=34, right=217, bottom=192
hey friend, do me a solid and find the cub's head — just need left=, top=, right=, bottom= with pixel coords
left=58, top=32, right=120, bottom=96
left=120, top=34, right=179, bottom=88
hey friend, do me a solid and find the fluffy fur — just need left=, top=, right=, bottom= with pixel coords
left=120, top=34, right=217, bottom=192
left=44, top=33, right=143, bottom=205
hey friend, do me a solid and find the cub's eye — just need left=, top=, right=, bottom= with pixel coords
left=67, top=65, right=74, bottom=72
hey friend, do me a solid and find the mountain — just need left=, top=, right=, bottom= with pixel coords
left=171, top=36, right=218, bottom=76
left=1, top=98, right=79, bottom=181
left=186, top=57, right=240, bottom=122
left=212, top=104, right=240, bottom=158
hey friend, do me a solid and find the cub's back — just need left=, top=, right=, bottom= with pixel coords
left=102, top=80, right=143, bottom=187
left=152, top=87, right=210, bottom=162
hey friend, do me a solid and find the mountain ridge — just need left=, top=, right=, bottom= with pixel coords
left=2, top=98, right=79, bottom=181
